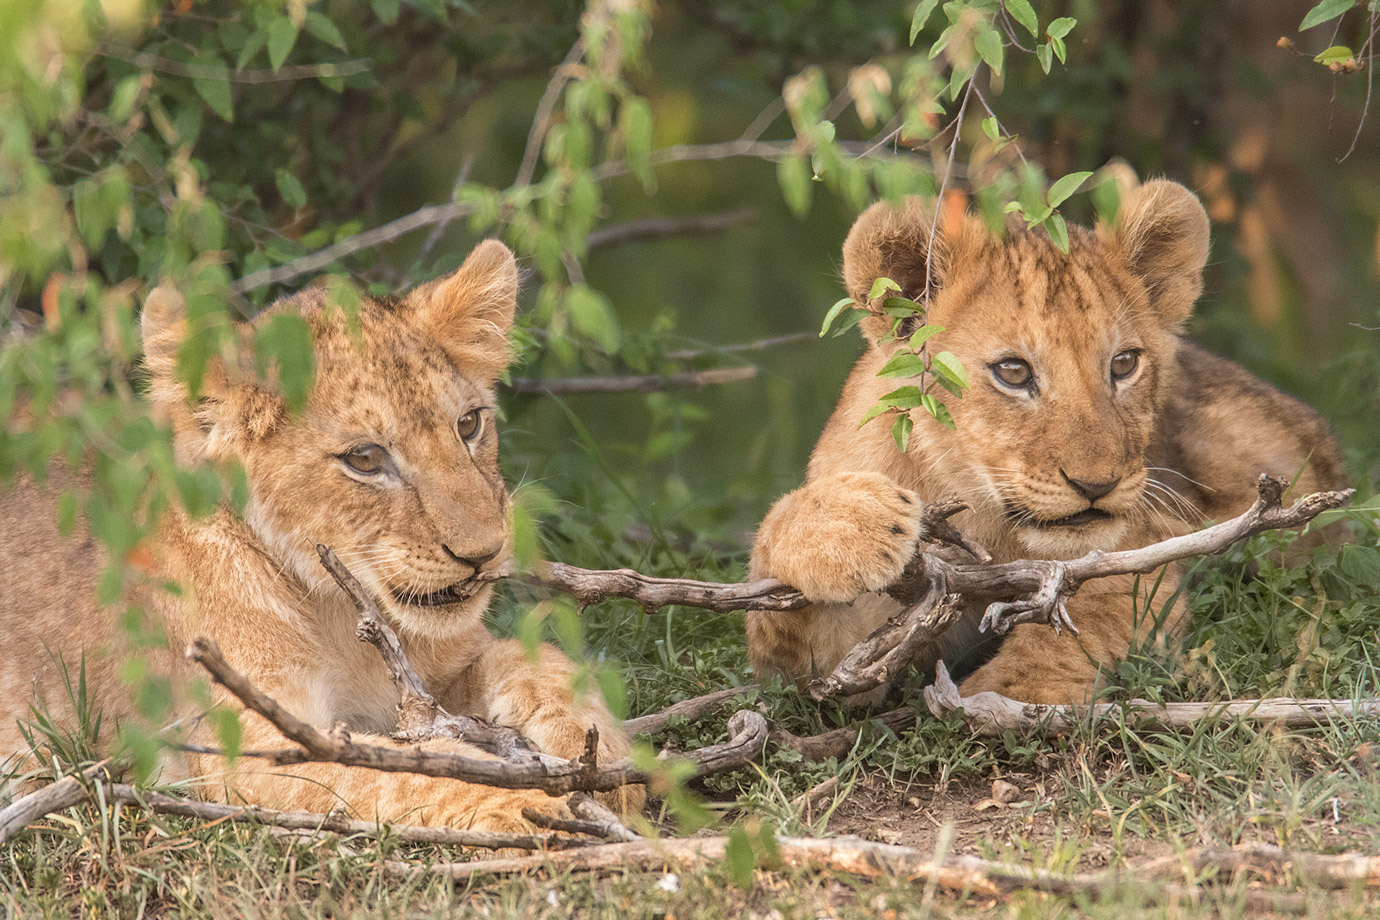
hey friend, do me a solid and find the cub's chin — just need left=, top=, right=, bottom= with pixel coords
left=1011, top=513, right=1130, bottom=560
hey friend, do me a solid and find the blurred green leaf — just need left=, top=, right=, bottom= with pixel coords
left=1300, top=0, right=1355, bottom=30
left=266, top=16, right=300, bottom=71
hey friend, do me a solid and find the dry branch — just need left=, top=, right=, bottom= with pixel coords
left=186, top=638, right=766, bottom=795
left=624, top=684, right=761, bottom=736
left=0, top=761, right=119, bottom=847
left=924, top=662, right=1380, bottom=736
left=523, top=793, right=640, bottom=843
left=770, top=708, right=919, bottom=762
left=316, top=544, right=535, bottom=760
left=517, top=562, right=807, bottom=614
left=381, top=833, right=1376, bottom=908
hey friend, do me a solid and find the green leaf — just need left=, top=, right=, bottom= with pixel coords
left=304, top=11, right=348, bottom=51
left=1050, top=33, right=1067, bottom=63
left=910, top=0, right=941, bottom=43
left=596, top=666, right=628, bottom=721
left=567, top=286, right=622, bottom=353
left=211, top=706, right=242, bottom=761
left=1006, top=0, right=1038, bottom=36
left=1046, top=16, right=1076, bottom=39
left=830, top=308, right=866, bottom=337
left=930, top=350, right=969, bottom=390
left=371, top=0, right=401, bottom=23
left=891, top=413, right=913, bottom=453
left=982, top=116, right=1000, bottom=141
left=1300, top=0, right=1355, bottom=30
left=868, top=277, right=902, bottom=301
left=909, top=324, right=944, bottom=349
left=621, top=96, right=655, bottom=191
left=877, top=352, right=927, bottom=378
left=725, top=827, right=757, bottom=888
left=254, top=313, right=315, bottom=412
left=1037, top=42, right=1053, bottom=73
left=1046, top=212, right=1070, bottom=253
left=274, top=169, right=307, bottom=209
left=1314, top=45, right=1354, bottom=64
left=920, top=394, right=956, bottom=428
left=975, top=25, right=1005, bottom=76
left=819, top=296, right=858, bottom=337
left=191, top=60, right=234, bottom=122
left=266, top=16, right=300, bottom=71
left=880, top=296, right=923, bottom=317
left=1047, top=170, right=1093, bottom=207
left=777, top=154, right=812, bottom=217
left=108, top=75, right=142, bottom=122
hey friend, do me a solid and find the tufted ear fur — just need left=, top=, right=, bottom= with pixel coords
left=141, top=287, right=284, bottom=462
left=1110, top=180, right=1210, bottom=325
left=406, top=239, right=518, bottom=381
left=841, top=198, right=986, bottom=343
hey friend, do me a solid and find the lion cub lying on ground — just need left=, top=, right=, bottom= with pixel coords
left=749, top=181, right=1346, bottom=704
left=1, top=241, right=636, bottom=831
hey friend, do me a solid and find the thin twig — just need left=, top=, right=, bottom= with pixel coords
left=507, top=366, right=756, bottom=396
left=514, top=37, right=587, bottom=189
left=417, top=154, right=476, bottom=263
left=586, top=208, right=757, bottom=249
left=100, top=46, right=373, bottom=84
left=664, top=331, right=815, bottom=361
left=770, top=708, right=918, bottom=762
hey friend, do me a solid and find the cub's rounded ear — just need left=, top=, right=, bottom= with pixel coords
left=1111, top=179, right=1210, bottom=324
left=407, top=240, right=518, bottom=381
left=841, top=198, right=943, bottom=307
left=140, top=285, right=187, bottom=386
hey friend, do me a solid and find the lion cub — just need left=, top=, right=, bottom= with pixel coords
left=749, top=181, right=1345, bottom=704
left=0, top=241, right=637, bottom=831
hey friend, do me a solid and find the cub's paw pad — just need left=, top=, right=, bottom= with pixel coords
left=758, top=472, right=922, bottom=603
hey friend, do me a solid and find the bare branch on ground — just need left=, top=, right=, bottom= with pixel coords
left=0, top=761, right=120, bottom=847
left=769, top=708, right=918, bottom=762
left=924, top=662, right=1380, bottom=735
left=624, top=684, right=761, bottom=736
left=186, top=638, right=767, bottom=795
left=381, top=834, right=1373, bottom=908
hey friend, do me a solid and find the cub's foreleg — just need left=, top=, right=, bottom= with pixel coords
left=957, top=570, right=1187, bottom=704
left=747, top=471, right=922, bottom=687
left=200, top=686, right=566, bottom=835
left=454, top=640, right=643, bottom=815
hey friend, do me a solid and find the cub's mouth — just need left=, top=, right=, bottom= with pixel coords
left=393, top=579, right=484, bottom=608
left=1006, top=505, right=1114, bottom=529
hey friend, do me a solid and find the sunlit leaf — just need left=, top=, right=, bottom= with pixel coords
left=820, top=296, right=858, bottom=337
left=1300, top=0, right=1355, bottom=30
left=891, top=413, right=913, bottom=452
left=910, top=0, right=941, bottom=43
left=1047, top=171, right=1093, bottom=208
left=1006, top=0, right=1038, bottom=36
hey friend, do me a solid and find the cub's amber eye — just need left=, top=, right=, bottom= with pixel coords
left=456, top=410, right=483, bottom=442
left=342, top=443, right=388, bottom=475
left=992, top=358, right=1034, bottom=389
left=1111, top=350, right=1140, bottom=381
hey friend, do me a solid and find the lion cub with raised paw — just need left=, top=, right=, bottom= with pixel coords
left=0, top=241, right=639, bottom=831
left=748, top=181, right=1346, bottom=705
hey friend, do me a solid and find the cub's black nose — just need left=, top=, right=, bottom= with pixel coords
left=1061, top=471, right=1121, bottom=503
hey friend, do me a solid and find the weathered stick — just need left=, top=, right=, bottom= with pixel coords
left=186, top=637, right=766, bottom=794
left=380, top=833, right=1377, bottom=905
left=809, top=568, right=962, bottom=701
left=316, top=545, right=536, bottom=761
left=924, top=662, right=1380, bottom=736
left=69, top=782, right=589, bottom=850
left=624, top=684, right=761, bottom=736
left=516, top=561, right=807, bottom=614
left=769, top=708, right=919, bottom=762
left=0, top=760, right=119, bottom=847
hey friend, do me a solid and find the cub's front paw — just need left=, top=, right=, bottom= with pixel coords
left=752, top=471, right=922, bottom=603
